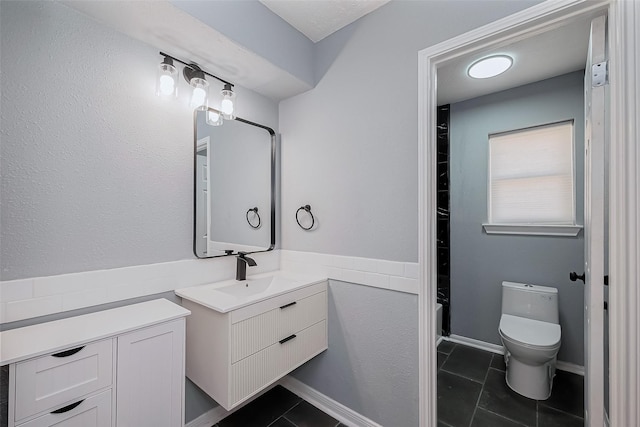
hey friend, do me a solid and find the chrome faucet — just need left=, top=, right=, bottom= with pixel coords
left=236, top=252, right=257, bottom=281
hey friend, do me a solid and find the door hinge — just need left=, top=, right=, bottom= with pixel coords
left=592, top=61, right=608, bottom=87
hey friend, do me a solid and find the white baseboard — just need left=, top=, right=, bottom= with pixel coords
left=446, top=334, right=585, bottom=376
left=556, top=361, right=585, bottom=376
left=185, top=406, right=227, bottom=427
left=447, top=334, right=503, bottom=354
left=279, top=376, right=383, bottom=427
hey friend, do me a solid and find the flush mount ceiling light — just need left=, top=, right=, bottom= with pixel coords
left=468, top=55, right=513, bottom=79
left=157, top=52, right=237, bottom=122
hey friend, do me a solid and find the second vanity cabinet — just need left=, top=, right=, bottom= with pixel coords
left=2, top=299, right=189, bottom=427
left=181, top=280, right=327, bottom=410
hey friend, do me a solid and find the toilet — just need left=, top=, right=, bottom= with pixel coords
left=498, top=281, right=561, bottom=400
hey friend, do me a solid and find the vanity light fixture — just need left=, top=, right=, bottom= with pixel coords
left=468, top=55, right=513, bottom=79
left=156, top=56, right=178, bottom=97
left=158, top=52, right=237, bottom=118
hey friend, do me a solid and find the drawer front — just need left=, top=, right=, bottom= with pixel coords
left=17, top=389, right=112, bottom=427
left=231, top=291, right=326, bottom=362
left=15, top=339, right=113, bottom=421
left=230, top=320, right=327, bottom=407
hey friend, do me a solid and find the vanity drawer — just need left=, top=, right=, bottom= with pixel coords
left=14, top=339, right=113, bottom=421
left=230, top=320, right=327, bottom=407
left=231, top=291, right=327, bottom=362
left=17, top=389, right=112, bottom=427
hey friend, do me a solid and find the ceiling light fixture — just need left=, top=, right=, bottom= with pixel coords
left=468, top=55, right=513, bottom=79
left=157, top=52, right=237, bottom=121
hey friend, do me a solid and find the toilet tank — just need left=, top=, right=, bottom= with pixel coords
left=501, top=281, right=559, bottom=323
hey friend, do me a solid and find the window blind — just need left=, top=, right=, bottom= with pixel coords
left=488, top=121, right=575, bottom=224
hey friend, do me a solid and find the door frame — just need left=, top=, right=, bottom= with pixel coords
left=417, top=1, right=640, bottom=426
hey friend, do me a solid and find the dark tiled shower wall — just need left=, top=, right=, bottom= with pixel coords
left=437, top=104, right=451, bottom=336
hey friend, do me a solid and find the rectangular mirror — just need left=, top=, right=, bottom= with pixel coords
left=194, top=108, right=275, bottom=258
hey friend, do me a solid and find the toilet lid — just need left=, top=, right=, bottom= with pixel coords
left=499, top=314, right=561, bottom=348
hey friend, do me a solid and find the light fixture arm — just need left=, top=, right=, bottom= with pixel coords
left=159, top=51, right=234, bottom=88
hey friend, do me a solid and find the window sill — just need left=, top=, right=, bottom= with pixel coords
left=482, top=224, right=583, bottom=236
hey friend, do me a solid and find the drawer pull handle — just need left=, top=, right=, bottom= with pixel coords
left=280, top=301, right=297, bottom=309
left=51, top=346, right=85, bottom=358
left=279, top=334, right=297, bottom=344
left=51, top=399, right=84, bottom=414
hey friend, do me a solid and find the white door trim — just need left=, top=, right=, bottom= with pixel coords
left=608, top=1, right=640, bottom=426
left=417, top=0, right=639, bottom=426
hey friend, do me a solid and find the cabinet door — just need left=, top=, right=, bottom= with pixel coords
left=116, top=319, right=185, bottom=427
left=18, top=390, right=111, bottom=427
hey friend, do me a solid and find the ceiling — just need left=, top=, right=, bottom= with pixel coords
left=65, top=1, right=592, bottom=104
left=259, top=0, right=390, bottom=42
left=437, top=17, right=592, bottom=105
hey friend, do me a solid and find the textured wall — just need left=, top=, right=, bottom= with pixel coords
left=449, top=72, right=586, bottom=365
left=0, top=1, right=278, bottom=280
left=278, top=0, right=541, bottom=262
left=291, top=281, right=419, bottom=427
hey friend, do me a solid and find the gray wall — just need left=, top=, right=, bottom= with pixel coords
left=449, top=71, right=586, bottom=365
left=279, top=0, right=541, bottom=262
left=291, top=281, right=419, bottom=427
left=0, top=1, right=279, bottom=281
left=171, top=0, right=315, bottom=87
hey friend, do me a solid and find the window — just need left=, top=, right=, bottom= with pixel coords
left=483, top=120, right=582, bottom=236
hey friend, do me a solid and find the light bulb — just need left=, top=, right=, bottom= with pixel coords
left=221, top=98, right=234, bottom=116
left=159, top=75, right=175, bottom=95
left=156, top=57, right=177, bottom=97
left=220, top=84, right=236, bottom=119
left=189, top=77, right=209, bottom=110
left=206, top=110, right=223, bottom=126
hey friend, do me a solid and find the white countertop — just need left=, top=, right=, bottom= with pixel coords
left=0, top=298, right=190, bottom=366
left=175, top=271, right=327, bottom=313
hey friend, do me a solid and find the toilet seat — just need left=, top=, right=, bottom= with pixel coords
left=499, top=314, right=561, bottom=349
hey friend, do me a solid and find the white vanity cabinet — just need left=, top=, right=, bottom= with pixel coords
left=181, top=280, right=327, bottom=410
left=1, top=299, right=190, bottom=427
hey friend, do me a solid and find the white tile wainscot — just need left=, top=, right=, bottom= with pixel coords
left=0, top=250, right=417, bottom=324
left=280, top=250, right=419, bottom=294
left=0, top=251, right=280, bottom=324
left=1, top=299, right=190, bottom=427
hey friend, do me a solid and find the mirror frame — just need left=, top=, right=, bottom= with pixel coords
left=193, top=107, right=276, bottom=258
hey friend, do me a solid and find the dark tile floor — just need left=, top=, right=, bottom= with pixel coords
left=214, top=385, right=344, bottom=427
left=437, top=341, right=585, bottom=427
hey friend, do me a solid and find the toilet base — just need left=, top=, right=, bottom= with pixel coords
left=505, top=355, right=556, bottom=400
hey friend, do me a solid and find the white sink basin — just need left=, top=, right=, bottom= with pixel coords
left=174, top=271, right=326, bottom=313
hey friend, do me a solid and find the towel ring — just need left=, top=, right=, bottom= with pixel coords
left=246, top=207, right=261, bottom=229
left=296, top=205, right=314, bottom=230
